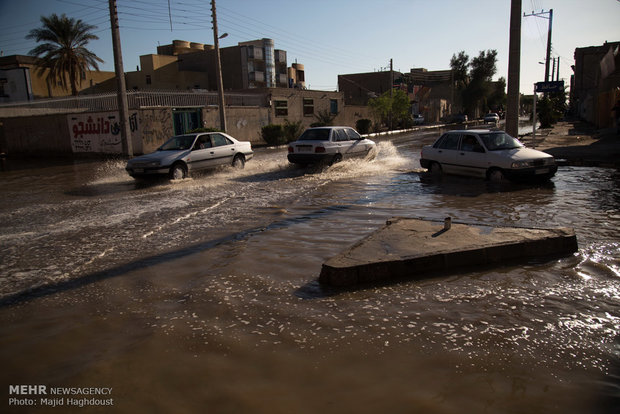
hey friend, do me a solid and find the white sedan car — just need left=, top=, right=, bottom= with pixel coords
left=287, top=126, right=376, bottom=166
left=484, top=112, right=500, bottom=123
left=126, top=132, right=253, bottom=180
left=420, top=130, right=557, bottom=182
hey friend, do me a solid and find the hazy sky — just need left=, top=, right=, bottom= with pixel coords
left=1, top=0, right=618, bottom=94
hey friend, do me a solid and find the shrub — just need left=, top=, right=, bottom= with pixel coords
left=355, top=119, right=372, bottom=134
left=283, top=119, right=304, bottom=142
left=261, top=124, right=286, bottom=146
left=189, top=127, right=222, bottom=133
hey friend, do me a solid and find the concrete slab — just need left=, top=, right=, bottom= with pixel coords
left=319, top=217, right=578, bottom=287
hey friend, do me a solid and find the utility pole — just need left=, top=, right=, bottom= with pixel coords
left=545, top=9, right=553, bottom=82
left=108, top=0, right=132, bottom=157
left=211, top=0, right=227, bottom=132
left=506, top=0, right=521, bottom=138
left=556, top=56, right=560, bottom=81
left=389, top=59, right=393, bottom=130
left=524, top=9, right=553, bottom=82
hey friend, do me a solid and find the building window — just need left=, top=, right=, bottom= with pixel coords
left=0, top=79, right=7, bottom=97
left=274, top=100, right=288, bottom=117
left=330, top=99, right=338, bottom=114
left=172, top=108, right=202, bottom=135
left=146, top=75, right=151, bottom=85
left=303, top=98, right=314, bottom=116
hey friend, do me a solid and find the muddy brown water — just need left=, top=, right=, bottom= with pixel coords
left=1, top=133, right=619, bottom=413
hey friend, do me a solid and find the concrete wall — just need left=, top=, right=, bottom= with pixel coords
left=340, top=105, right=373, bottom=129
left=0, top=89, right=371, bottom=156
left=140, top=108, right=174, bottom=154
left=1, top=114, right=72, bottom=155
left=201, top=106, right=270, bottom=144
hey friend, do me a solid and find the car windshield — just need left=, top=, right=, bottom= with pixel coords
left=479, top=132, right=523, bottom=151
left=158, top=135, right=196, bottom=151
left=299, top=128, right=330, bottom=141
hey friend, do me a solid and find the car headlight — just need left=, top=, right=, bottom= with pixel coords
left=511, top=161, right=530, bottom=168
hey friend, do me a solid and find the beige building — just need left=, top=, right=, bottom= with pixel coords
left=0, top=55, right=116, bottom=100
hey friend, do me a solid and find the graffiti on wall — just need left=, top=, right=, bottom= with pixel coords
left=68, top=112, right=140, bottom=153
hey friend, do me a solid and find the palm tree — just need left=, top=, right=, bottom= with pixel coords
left=26, top=14, right=103, bottom=96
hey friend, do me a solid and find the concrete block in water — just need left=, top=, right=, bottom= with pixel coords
left=319, top=218, right=578, bottom=287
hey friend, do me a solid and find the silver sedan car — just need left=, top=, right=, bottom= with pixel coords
left=126, top=132, right=253, bottom=180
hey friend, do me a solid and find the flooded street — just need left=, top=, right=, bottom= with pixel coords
left=1, top=131, right=619, bottom=413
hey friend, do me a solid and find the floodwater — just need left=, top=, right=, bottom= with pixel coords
left=0, top=131, right=619, bottom=413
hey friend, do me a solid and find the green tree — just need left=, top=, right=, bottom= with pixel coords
left=451, top=49, right=502, bottom=117
left=368, top=89, right=411, bottom=129
left=283, top=119, right=304, bottom=142
left=487, top=77, right=507, bottom=112
left=537, top=89, right=567, bottom=128
left=450, top=51, right=470, bottom=88
left=27, top=13, right=103, bottom=96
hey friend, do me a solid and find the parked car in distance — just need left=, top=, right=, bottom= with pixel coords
left=451, top=114, right=468, bottom=123
left=287, top=126, right=376, bottom=166
left=484, top=112, right=500, bottom=123
left=126, top=132, right=253, bottom=180
left=420, top=129, right=557, bottom=182
left=413, top=114, right=425, bottom=125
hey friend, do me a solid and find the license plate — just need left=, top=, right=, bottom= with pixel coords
left=296, top=146, right=312, bottom=153
left=535, top=168, right=549, bottom=175
left=134, top=168, right=144, bottom=173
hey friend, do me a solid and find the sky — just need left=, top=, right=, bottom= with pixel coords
left=0, top=0, right=619, bottom=95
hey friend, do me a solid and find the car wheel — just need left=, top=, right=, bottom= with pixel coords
left=365, top=146, right=377, bottom=161
left=330, top=154, right=343, bottom=165
left=487, top=168, right=505, bottom=182
left=232, top=154, right=245, bottom=169
left=429, top=162, right=442, bottom=175
left=169, top=163, right=187, bottom=180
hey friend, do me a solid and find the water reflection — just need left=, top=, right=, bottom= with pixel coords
left=0, top=141, right=618, bottom=413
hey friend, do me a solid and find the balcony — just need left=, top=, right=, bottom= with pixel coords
left=249, top=71, right=265, bottom=82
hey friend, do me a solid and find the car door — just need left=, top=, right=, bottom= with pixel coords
left=188, top=134, right=213, bottom=171
left=207, top=133, right=236, bottom=167
left=333, top=128, right=351, bottom=156
left=454, top=133, right=488, bottom=177
left=344, top=128, right=368, bottom=157
left=434, top=133, right=461, bottom=174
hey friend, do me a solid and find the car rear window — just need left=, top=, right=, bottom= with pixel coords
left=299, top=128, right=330, bottom=141
left=437, top=134, right=460, bottom=150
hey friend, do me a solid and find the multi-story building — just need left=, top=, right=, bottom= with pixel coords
left=572, top=41, right=620, bottom=128
left=139, top=38, right=290, bottom=91
left=288, top=62, right=306, bottom=89
left=338, top=68, right=454, bottom=122
left=338, top=70, right=403, bottom=106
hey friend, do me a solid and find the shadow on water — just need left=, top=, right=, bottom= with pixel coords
left=234, top=164, right=321, bottom=183
left=0, top=203, right=353, bottom=308
left=65, top=178, right=168, bottom=197
left=415, top=171, right=556, bottom=197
